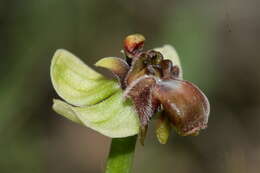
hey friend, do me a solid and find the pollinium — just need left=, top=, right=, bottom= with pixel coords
left=105, top=34, right=210, bottom=142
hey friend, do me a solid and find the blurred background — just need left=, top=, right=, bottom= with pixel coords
left=0, top=0, right=259, bottom=172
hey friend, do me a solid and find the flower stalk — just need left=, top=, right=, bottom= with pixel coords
left=105, top=136, right=137, bottom=173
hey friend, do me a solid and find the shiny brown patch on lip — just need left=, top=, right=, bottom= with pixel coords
left=152, top=79, right=209, bottom=136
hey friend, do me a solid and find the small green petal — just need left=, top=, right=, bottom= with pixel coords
left=156, top=113, right=171, bottom=144
left=95, top=57, right=129, bottom=83
left=95, top=57, right=129, bottom=72
left=52, top=90, right=140, bottom=138
left=154, top=45, right=183, bottom=79
left=51, top=49, right=120, bottom=106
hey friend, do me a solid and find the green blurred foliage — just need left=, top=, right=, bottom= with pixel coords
left=1, top=0, right=260, bottom=173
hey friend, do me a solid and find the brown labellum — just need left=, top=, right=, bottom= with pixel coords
left=152, top=79, right=210, bottom=136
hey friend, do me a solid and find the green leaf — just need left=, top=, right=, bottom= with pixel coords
left=52, top=90, right=140, bottom=138
left=51, top=49, right=120, bottom=106
left=154, top=45, right=183, bottom=79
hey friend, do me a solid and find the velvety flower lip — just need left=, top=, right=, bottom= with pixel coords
left=50, top=34, right=210, bottom=144
left=152, top=79, right=210, bottom=136
left=123, top=75, right=157, bottom=126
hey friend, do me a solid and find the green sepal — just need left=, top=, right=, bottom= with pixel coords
left=52, top=90, right=140, bottom=138
left=51, top=49, right=119, bottom=106
left=52, top=99, right=82, bottom=124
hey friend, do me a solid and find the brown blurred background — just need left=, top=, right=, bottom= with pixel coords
left=0, top=0, right=259, bottom=173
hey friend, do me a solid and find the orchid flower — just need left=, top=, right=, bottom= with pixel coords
left=51, top=34, right=210, bottom=145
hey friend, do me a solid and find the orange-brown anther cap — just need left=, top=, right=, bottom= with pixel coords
left=124, top=34, right=145, bottom=57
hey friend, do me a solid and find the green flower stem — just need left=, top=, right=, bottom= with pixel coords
left=105, top=135, right=137, bottom=173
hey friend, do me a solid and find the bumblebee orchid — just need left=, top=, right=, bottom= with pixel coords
left=51, top=34, right=210, bottom=145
